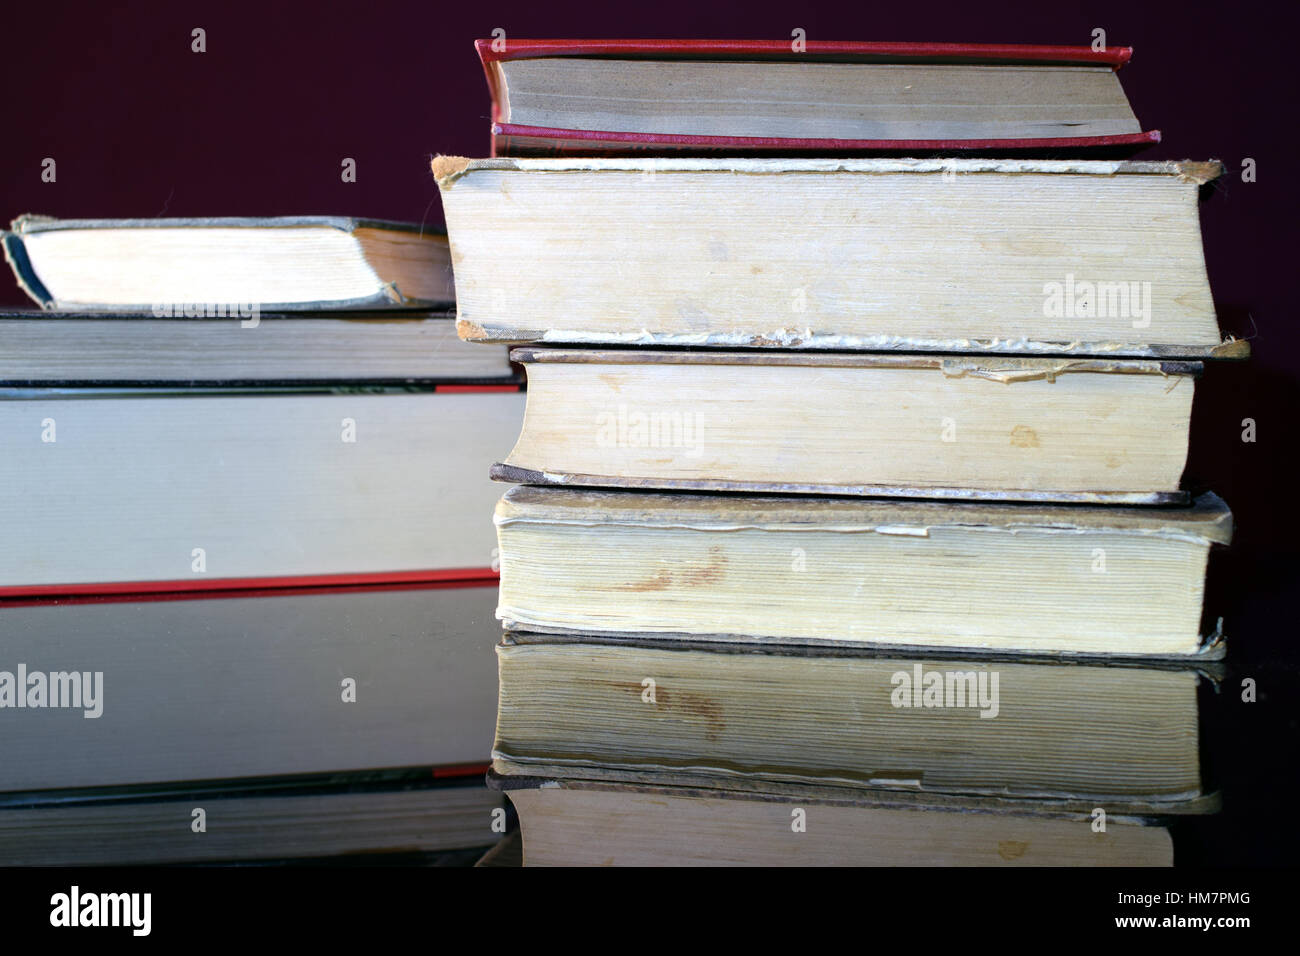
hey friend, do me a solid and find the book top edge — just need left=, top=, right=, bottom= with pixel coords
left=433, top=156, right=1223, bottom=185
left=7, top=215, right=447, bottom=237
left=510, top=349, right=1204, bottom=377
left=460, top=327, right=1246, bottom=360
left=485, top=769, right=1219, bottom=821
left=500, top=628, right=1229, bottom=671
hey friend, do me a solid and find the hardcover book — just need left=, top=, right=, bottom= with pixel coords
left=493, top=486, right=1231, bottom=657
left=494, top=350, right=1204, bottom=503
left=434, top=157, right=1237, bottom=357
left=3, top=215, right=455, bottom=312
left=0, top=311, right=513, bottom=385
left=477, top=40, right=1161, bottom=156
left=0, top=388, right=523, bottom=595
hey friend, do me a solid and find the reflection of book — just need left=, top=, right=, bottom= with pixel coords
left=3, top=216, right=454, bottom=311
left=498, top=775, right=1176, bottom=867
left=476, top=40, right=1160, bottom=155
left=0, top=772, right=501, bottom=866
left=0, top=583, right=500, bottom=791
left=493, top=635, right=1216, bottom=808
left=494, top=487, right=1230, bottom=656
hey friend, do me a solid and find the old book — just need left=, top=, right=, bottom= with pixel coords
left=478, top=40, right=1160, bottom=154
left=493, top=487, right=1230, bottom=657
left=494, top=350, right=1202, bottom=503
left=3, top=215, right=454, bottom=311
left=433, top=157, right=1239, bottom=357
left=0, top=312, right=513, bottom=385
left=0, top=773, right=501, bottom=866
left=0, top=388, right=522, bottom=595
left=492, top=635, right=1217, bottom=808
left=0, top=582, right=499, bottom=791
left=498, top=777, right=1176, bottom=867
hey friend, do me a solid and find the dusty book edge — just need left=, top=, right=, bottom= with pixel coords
left=450, top=156, right=1224, bottom=179
left=491, top=463, right=1195, bottom=509
left=494, top=484, right=1231, bottom=542
left=8, top=214, right=443, bottom=235
left=449, top=323, right=1248, bottom=358
left=509, top=347, right=1204, bottom=377
left=497, top=626, right=1230, bottom=669
left=486, top=768, right=1219, bottom=823
left=487, top=764, right=1219, bottom=819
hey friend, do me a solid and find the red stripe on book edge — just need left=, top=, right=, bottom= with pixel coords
left=431, top=763, right=492, bottom=780
left=493, top=124, right=1162, bottom=152
left=0, top=568, right=500, bottom=607
left=475, top=38, right=1135, bottom=69
left=436, top=383, right=524, bottom=393
left=480, top=41, right=506, bottom=130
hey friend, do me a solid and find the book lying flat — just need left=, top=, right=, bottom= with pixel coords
left=433, top=157, right=1238, bottom=357
left=0, top=773, right=501, bottom=866
left=3, top=215, right=454, bottom=311
left=492, top=635, right=1216, bottom=809
left=478, top=40, right=1160, bottom=155
left=0, top=583, right=499, bottom=791
left=497, top=776, right=1176, bottom=867
left=493, top=488, right=1231, bottom=657
left=0, top=389, right=522, bottom=595
left=495, top=350, right=1201, bottom=503
left=0, top=312, right=513, bottom=385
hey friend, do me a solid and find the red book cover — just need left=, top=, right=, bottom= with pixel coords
left=476, top=39, right=1161, bottom=156
left=0, top=567, right=501, bottom=605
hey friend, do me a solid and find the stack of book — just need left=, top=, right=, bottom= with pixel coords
left=0, top=215, right=522, bottom=864
left=437, top=39, right=1244, bottom=866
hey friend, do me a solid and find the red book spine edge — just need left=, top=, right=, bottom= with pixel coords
left=436, top=383, right=522, bottom=393
left=0, top=567, right=500, bottom=607
left=432, top=762, right=492, bottom=780
left=474, top=38, right=1134, bottom=68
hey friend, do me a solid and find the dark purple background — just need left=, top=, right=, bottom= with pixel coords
left=3, top=0, right=1296, bottom=866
